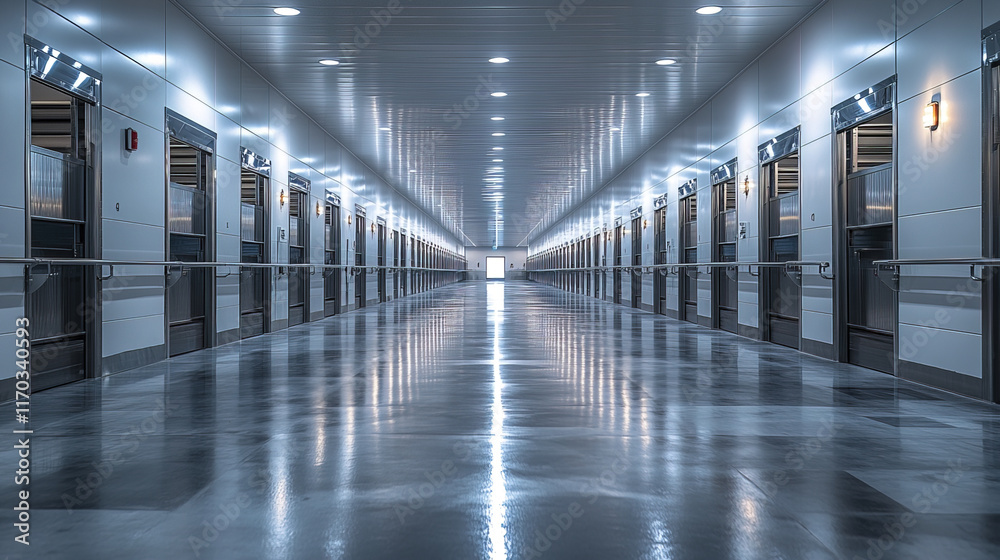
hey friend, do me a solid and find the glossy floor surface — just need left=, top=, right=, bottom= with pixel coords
left=3, top=281, right=1000, bottom=560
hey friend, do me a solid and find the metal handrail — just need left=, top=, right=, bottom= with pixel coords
left=526, top=260, right=833, bottom=281
left=871, top=257, right=1000, bottom=290
left=0, top=257, right=467, bottom=293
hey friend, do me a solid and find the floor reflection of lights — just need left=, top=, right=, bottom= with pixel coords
left=487, top=282, right=507, bottom=559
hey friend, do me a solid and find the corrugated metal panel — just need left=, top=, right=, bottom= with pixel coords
left=30, top=148, right=85, bottom=221
left=241, top=203, right=264, bottom=242
left=848, top=164, right=893, bottom=227
left=169, top=185, right=206, bottom=234
left=772, top=193, right=799, bottom=237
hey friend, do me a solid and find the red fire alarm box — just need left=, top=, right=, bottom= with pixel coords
left=125, top=128, right=138, bottom=152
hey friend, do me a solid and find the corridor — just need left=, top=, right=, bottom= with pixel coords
left=2, top=281, right=998, bottom=559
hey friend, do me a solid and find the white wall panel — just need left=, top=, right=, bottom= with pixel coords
left=898, top=71, right=982, bottom=217
left=0, top=2, right=25, bottom=68
left=896, top=0, right=980, bottom=101
left=0, top=61, right=25, bottom=210
left=711, top=65, right=759, bottom=148
left=831, top=44, right=895, bottom=103
left=0, top=207, right=24, bottom=258
left=897, top=0, right=967, bottom=40
left=26, top=1, right=102, bottom=72
left=101, top=113, right=164, bottom=228
left=103, top=0, right=166, bottom=76
left=103, top=314, right=164, bottom=357
left=802, top=310, right=834, bottom=344
left=165, top=2, right=215, bottom=108
left=103, top=45, right=165, bottom=131
left=830, top=0, right=895, bottom=76
left=799, top=137, right=833, bottom=230
left=898, top=325, right=981, bottom=377
left=799, top=2, right=835, bottom=95
left=758, top=28, right=801, bottom=121
left=103, top=220, right=164, bottom=262
left=898, top=207, right=981, bottom=259
left=988, top=0, right=1000, bottom=26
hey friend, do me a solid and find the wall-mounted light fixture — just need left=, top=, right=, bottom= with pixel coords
left=923, top=101, right=940, bottom=131
left=347, top=214, right=352, bottom=225
left=316, top=201, right=323, bottom=216
left=371, top=223, right=376, bottom=234
left=279, top=189, right=287, bottom=207
left=743, top=176, right=750, bottom=198
left=643, top=219, right=648, bottom=229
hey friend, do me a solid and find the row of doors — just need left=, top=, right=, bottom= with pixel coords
left=18, top=39, right=468, bottom=398
left=527, top=79, right=904, bottom=383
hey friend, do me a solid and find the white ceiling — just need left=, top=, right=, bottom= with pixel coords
left=174, top=0, right=824, bottom=246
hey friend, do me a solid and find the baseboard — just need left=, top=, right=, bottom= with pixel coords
left=641, top=303, right=654, bottom=312
left=310, top=310, right=324, bottom=322
left=738, top=324, right=760, bottom=340
left=697, top=315, right=712, bottom=328
left=899, top=360, right=984, bottom=399
left=802, top=338, right=836, bottom=361
left=103, top=344, right=167, bottom=376
left=271, top=319, right=288, bottom=332
left=217, top=328, right=240, bottom=346
left=664, top=308, right=678, bottom=319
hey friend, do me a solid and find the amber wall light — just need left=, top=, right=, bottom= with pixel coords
left=924, top=101, right=940, bottom=131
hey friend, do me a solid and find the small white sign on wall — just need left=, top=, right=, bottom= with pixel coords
left=738, top=222, right=748, bottom=240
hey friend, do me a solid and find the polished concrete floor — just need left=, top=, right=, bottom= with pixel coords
left=2, top=280, right=1000, bottom=560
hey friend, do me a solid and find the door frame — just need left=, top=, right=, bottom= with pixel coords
left=23, top=38, right=103, bottom=385
left=831, top=76, right=898, bottom=371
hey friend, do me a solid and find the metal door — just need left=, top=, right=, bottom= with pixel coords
left=613, top=225, right=623, bottom=304
left=680, top=194, right=698, bottom=322
left=287, top=176, right=308, bottom=327
left=839, top=113, right=895, bottom=373
left=392, top=230, right=400, bottom=299
left=25, top=58, right=100, bottom=391
left=654, top=207, right=667, bottom=314
left=377, top=221, right=387, bottom=302
left=355, top=212, right=366, bottom=308
left=166, top=112, right=215, bottom=355
left=631, top=216, right=642, bottom=308
left=760, top=143, right=801, bottom=350
left=324, top=202, right=340, bottom=316
left=986, top=30, right=1000, bottom=402
left=712, top=160, right=739, bottom=333
left=239, top=151, right=270, bottom=339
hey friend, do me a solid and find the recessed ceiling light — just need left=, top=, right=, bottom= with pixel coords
left=493, top=159, right=503, bottom=162
left=273, top=7, right=300, bottom=16
left=409, top=169, right=416, bottom=173
left=491, top=92, right=508, bottom=97
left=318, top=59, right=340, bottom=66
left=635, top=92, right=650, bottom=97
left=610, top=127, right=621, bottom=132
left=493, top=147, right=503, bottom=150
left=492, top=132, right=506, bottom=137
left=491, top=116, right=505, bottom=121
left=581, top=168, right=587, bottom=172
left=696, top=6, right=723, bottom=15
left=379, top=127, right=391, bottom=131
left=655, top=58, right=677, bottom=66
left=489, top=57, right=509, bottom=64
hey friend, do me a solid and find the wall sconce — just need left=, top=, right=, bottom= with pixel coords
left=316, top=201, right=323, bottom=216
left=279, top=189, right=287, bottom=207
left=643, top=219, right=648, bottom=229
left=347, top=214, right=352, bottom=225
left=923, top=101, right=939, bottom=130
left=743, top=176, right=750, bottom=198
left=371, top=223, right=376, bottom=234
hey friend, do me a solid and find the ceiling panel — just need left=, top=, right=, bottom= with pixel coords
left=174, top=0, right=823, bottom=246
